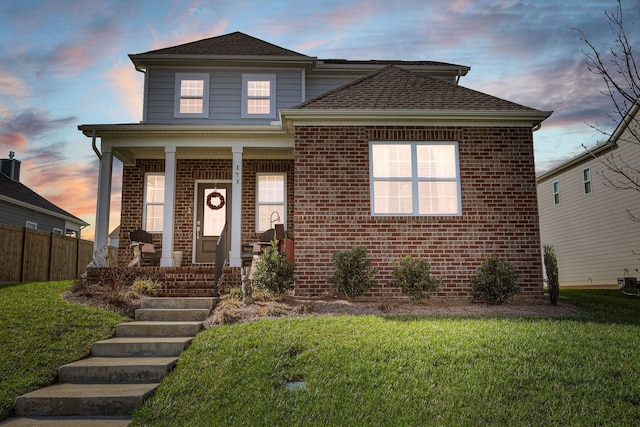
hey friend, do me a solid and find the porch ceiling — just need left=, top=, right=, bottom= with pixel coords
left=113, top=146, right=294, bottom=164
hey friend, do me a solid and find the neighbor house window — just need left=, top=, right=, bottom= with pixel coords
left=369, top=142, right=461, bottom=216
left=583, top=167, right=592, bottom=194
left=256, top=173, right=286, bottom=232
left=553, top=181, right=560, bottom=205
left=174, top=73, right=209, bottom=117
left=53, top=228, right=63, bottom=235
left=26, top=221, right=37, bottom=230
left=242, top=74, right=276, bottom=118
left=144, top=173, right=165, bottom=232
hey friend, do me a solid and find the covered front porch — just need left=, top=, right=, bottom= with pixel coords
left=79, top=124, right=294, bottom=281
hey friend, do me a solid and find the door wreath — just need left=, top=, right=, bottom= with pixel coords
left=206, top=191, right=225, bottom=210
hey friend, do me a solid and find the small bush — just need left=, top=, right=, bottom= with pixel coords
left=543, top=244, right=560, bottom=306
left=471, top=256, right=520, bottom=304
left=251, top=240, right=296, bottom=298
left=390, top=256, right=441, bottom=301
left=329, top=245, right=377, bottom=299
left=120, top=277, right=162, bottom=302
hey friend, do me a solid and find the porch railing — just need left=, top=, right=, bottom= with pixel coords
left=214, top=222, right=228, bottom=297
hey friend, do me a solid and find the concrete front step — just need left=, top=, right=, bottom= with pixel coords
left=135, top=308, right=211, bottom=321
left=141, top=297, right=217, bottom=310
left=0, top=416, right=131, bottom=426
left=15, top=383, right=159, bottom=416
left=91, top=337, right=193, bottom=357
left=58, top=357, right=178, bottom=383
left=116, top=321, right=203, bottom=337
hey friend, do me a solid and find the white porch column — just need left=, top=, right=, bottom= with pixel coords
left=161, top=145, right=177, bottom=267
left=94, top=147, right=113, bottom=252
left=230, top=146, right=243, bottom=267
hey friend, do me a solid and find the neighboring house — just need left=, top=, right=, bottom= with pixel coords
left=0, top=151, right=88, bottom=238
left=108, top=226, right=120, bottom=247
left=537, top=103, right=640, bottom=287
left=79, top=31, right=551, bottom=298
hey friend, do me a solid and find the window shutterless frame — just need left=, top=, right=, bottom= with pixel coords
left=583, top=167, right=592, bottom=195
left=242, top=74, right=276, bottom=119
left=255, top=172, right=286, bottom=232
left=143, top=173, right=165, bottom=232
left=369, top=141, right=462, bottom=216
left=553, top=180, right=560, bottom=205
left=174, top=73, right=209, bottom=118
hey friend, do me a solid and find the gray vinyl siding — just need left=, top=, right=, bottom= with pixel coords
left=0, top=201, right=66, bottom=232
left=145, top=69, right=303, bottom=124
left=305, top=75, right=360, bottom=100
left=537, top=128, right=640, bottom=287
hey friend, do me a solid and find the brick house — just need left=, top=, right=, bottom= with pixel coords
left=79, top=32, right=551, bottom=298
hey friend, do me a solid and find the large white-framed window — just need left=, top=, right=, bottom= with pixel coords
left=583, top=167, right=592, bottom=195
left=242, top=74, right=276, bottom=119
left=174, top=73, right=209, bottom=118
left=369, top=141, right=461, bottom=216
left=553, top=180, right=560, bottom=205
left=256, top=173, right=286, bottom=232
left=144, top=173, right=165, bottom=232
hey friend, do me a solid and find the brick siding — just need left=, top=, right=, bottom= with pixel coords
left=293, top=126, right=543, bottom=298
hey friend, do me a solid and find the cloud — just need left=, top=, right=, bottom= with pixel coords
left=0, top=68, right=29, bottom=99
left=0, top=109, right=77, bottom=139
left=102, top=64, right=144, bottom=121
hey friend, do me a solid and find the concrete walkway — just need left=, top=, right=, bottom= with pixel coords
left=1, top=297, right=216, bottom=426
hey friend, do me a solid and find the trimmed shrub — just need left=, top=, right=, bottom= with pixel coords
left=390, top=255, right=441, bottom=301
left=471, top=256, right=520, bottom=304
left=329, top=245, right=377, bottom=299
left=251, top=240, right=296, bottom=298
left=543, top=244, right=560, bottom=305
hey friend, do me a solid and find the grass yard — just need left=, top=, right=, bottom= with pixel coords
left=0, top=281, right=128, bottom=420
left=132, top=289, right=640, bottom=426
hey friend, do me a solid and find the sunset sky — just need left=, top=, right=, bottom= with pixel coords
left=0, top=0, right=637, bottom=241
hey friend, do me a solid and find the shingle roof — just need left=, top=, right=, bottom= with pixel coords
left=137, top=31, right=309, bottom=57
left=0, top=172, right=87, bottom=225
left=295, top=65, right=538, bottom=111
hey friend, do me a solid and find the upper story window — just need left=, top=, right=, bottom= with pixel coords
left=583, top=167, right=592, bottom=194
left=242, top=74, right=276, bottom=119
left=256, top=173, right=286, bottom=232
left=174, top=73, right=209, bottom=118
left=144, top=173, right=165, bottom=232
left=370, top=142, right=461, bottom=216
left=553, top=180, right=560, bottom=205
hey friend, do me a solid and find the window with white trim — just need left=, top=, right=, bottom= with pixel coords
left=370, top=142, right=461, bottom=216
left=256, top=173, right=286, bottom=232
left=144, top=173, right=165, bottom=232
left=583, top=167, right=592, bottom=194
left=242, top=74, right=276, bottom=118
left=26, top=221, right=37, bottom=230
left=174, top=73, right=209, bottom=117
left=553, top=180, right=560, bottom=205
left=53, top=228, right=63, bottom=235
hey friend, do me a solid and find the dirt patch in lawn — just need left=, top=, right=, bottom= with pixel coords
left=204, top=294, right=581, bottom=327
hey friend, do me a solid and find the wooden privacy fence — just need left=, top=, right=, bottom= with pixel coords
left=0, top=223, right=95, bottom=284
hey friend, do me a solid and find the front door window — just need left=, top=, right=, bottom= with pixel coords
left=195, top=183, right=231, bottom=263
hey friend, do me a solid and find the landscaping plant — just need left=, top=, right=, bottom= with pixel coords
left=470, top=256, right=520, bottom=304
left=329, top=245, right=377, bottom=299
left=251, top=240, right=296, bottom=298
left=390, top=255, right=441, bottom=301
left=543, top=244, right=560, bottom=305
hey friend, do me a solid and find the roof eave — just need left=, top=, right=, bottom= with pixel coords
left=129, top=54, right=317, bottom=70
left=279, top=109, right=553, bottom=133
left=78, top=123, right=289, bottom=138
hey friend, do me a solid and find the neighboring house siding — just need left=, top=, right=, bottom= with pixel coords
left=145, top=69, right=303, bottom=124
left=0, top=201, right=66, bottom=232
left=117, top=158, right=294, bottom=266
left=294, top=126, right=543, bottom=298
left=537, top=138, right=640, bottom=286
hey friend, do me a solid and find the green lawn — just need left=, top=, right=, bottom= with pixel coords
left=132, top=289, right=640, bottom=426
left=0, top=281, right=128, bottom=420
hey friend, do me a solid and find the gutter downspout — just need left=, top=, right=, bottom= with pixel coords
left=91, top=129, right=101, bottom=160
left=532, top=122, right=542, bottom=132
